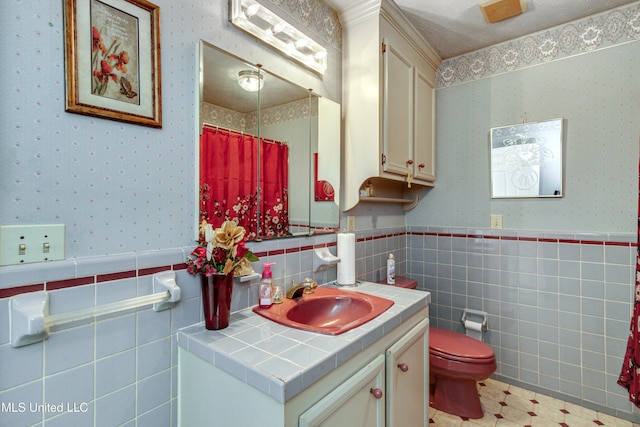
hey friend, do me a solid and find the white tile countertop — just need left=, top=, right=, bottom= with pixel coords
left=177, top=281, right=430, bottom=403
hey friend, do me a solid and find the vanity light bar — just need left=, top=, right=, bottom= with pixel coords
left=230, top=0, right=328, bottom=75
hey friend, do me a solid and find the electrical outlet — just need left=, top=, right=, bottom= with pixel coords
left=347, top=216, right=356, bottom=232
left=490, top=214, right=503, bottom=230
left=0, top=224, right=65, bottom=266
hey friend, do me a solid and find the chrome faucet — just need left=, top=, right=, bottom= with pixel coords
left=286, top=278, right=318, bottom=299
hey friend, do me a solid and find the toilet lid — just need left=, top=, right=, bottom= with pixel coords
left=430, top=327, right=495, bottom=362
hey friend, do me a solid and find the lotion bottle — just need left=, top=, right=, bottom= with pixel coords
left=386, top=253, right=395, bottom=285
left=259, top=262, right=275, bottom=308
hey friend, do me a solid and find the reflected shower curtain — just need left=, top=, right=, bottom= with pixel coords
left=618, top=157, right=640, bottom=407
left=260, top=139, right=289, bottom=238
left=199, top=126, right=289, bottom=240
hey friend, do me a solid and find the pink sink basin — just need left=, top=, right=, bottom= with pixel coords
left=252, top=286, right=394, bottom=335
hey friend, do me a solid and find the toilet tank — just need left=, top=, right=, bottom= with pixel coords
left=377, top=276, right=417, bottom=289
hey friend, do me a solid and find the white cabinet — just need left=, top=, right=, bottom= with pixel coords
left=381, top=37, right=413, bottom=178
left=299, top=355, right=386, bottom=427
left=382, top=37, right=436, bottom=185
left=412, top=70, right=436, bottom=183
left=178, top=307, right=429, bottom=427
left=386, top=319, right=429, bottom=427
left=342, top=0, right=440, bottom=211
left=299, top=318, right=429, bottom=427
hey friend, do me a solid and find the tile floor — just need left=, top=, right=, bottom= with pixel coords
left=429, top=378, right=640, bottom=427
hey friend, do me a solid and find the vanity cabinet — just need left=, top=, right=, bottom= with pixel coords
left=386, top=318, right=429, bottom=426
left=299, top=318, right=429, bottom=427
left=342, top=0, right=440, bottom=211
left=299, top=355, right=385, bottom=427
left=178, top=307, right=429, bottom=427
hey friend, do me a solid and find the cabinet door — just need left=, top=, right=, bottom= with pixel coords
left=386, top=318, right=429, bottom=427
left=382, top=38, right=413, bottom=178
left=413, top=69, right=435, bottom=183
left=299, top=355, right=385, bottom=427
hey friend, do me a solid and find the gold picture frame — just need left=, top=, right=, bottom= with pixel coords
left=64, top=0, right=162, bottom=128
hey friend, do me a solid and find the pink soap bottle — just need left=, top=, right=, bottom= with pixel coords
left=258, top=262, right=275, bottom=308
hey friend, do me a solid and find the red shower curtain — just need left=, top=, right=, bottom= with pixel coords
left=618, top=157, right=640, bottom=407
left=199, top=126, right=289, bottom=240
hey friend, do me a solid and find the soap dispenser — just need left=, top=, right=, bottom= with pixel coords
left=259, top=262, right=275, bottom=308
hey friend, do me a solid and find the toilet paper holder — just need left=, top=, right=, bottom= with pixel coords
left=461, top=309, right=488, bottom=331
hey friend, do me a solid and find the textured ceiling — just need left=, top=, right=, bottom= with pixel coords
left=326, top=0, right=638, bottom=59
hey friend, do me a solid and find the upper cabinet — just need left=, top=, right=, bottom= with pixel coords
left=340, top=0, right=441, bottom=211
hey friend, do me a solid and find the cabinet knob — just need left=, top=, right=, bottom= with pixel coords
left=370, top=388, right=383, bottom=399
left=406, top=160, right=413, bottom=165
left=419, top=163, right=425, bottom=169
left=398, top=363, right=409, bottom=372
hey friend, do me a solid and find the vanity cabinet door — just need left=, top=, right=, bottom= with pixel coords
left=386, top=318, right=429, bottom=427
left=299, top=355, right=385, bottom=427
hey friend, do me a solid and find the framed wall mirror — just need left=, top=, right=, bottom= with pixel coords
left=196, top=41, right=340, bottom=241
left=490, top=118, right=564, bottom=198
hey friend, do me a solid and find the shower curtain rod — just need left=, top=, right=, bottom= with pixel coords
left=201, top=123, right=287, bottom=145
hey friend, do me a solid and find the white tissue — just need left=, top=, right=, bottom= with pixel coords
left=463, top=320, right=483, bottom=341
left=464, top=320, right=482, bottom=332
left=337, top=233, right=355, bottom=285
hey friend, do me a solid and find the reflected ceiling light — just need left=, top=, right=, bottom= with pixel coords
left=237, top=70, right=264, bottom=92
left=230, top=0, right=328, bottom=75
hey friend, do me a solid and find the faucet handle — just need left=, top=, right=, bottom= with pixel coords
left=302, top=278, right=317, bottom=294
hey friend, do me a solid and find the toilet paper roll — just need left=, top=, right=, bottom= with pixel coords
left=464, top=320, right=484, bottom=341
left=337, top=233, right=355, bottom=285
left=464, top=320, right=483, bottom=332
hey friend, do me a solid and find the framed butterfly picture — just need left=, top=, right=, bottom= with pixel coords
left=64, top=0, right=162, bottom=128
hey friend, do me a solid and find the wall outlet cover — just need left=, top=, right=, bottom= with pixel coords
left=490, top=214, right=503, bottom=230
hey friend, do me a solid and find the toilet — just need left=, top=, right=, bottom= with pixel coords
left=382, top=276, right=496, bottom=419
left=429, top=327, right=496, bottom=418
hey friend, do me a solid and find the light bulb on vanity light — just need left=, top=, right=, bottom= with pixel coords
left=314, top=50, right=327, bottom=63
left=294, top=39, right=308, bottom=50
left=271, top=22, right=286, bottom=35
left=244, top=3, right=260, bottom=18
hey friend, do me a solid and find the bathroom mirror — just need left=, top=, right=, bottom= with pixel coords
left=197, top=40, right=340, bottom=240
left=490, top=118, right=564, bottom=198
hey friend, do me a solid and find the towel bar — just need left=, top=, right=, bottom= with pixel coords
left=9, top=270, right=180, bottom=347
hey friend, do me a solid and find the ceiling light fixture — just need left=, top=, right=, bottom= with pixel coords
left=237, top=70, right=264, bottom=92
left=229, top=0, right=328, bottom=75
left=479, top=0, right=528, bottom=23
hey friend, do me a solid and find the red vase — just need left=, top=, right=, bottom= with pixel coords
left=200, top=272, right=234, bottom=330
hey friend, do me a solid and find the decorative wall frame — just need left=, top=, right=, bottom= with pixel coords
left=490, top=118, right=564, bottom=198
left=64, top=0, right=162, bottom=128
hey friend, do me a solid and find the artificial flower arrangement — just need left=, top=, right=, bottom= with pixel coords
left=186, top=220, right=259, bottom=277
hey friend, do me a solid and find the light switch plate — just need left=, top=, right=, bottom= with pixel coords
left=0, top=224, right=65, bottom=266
